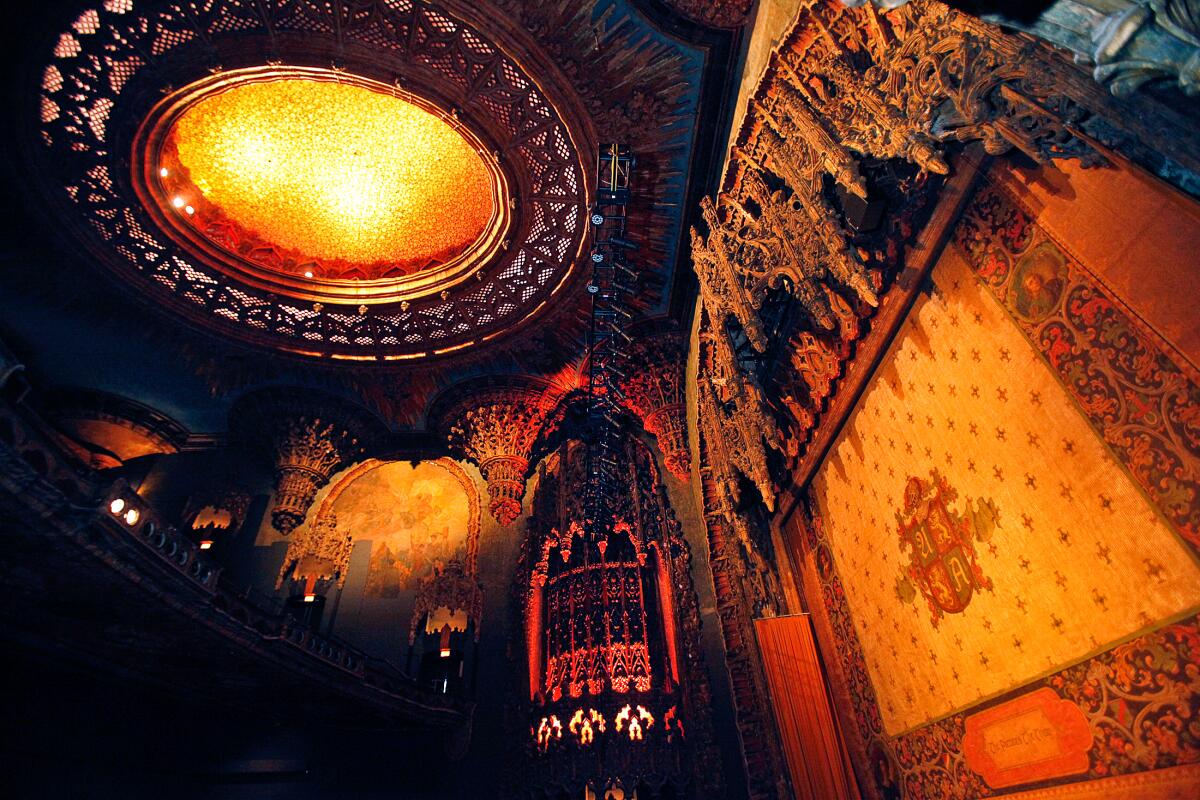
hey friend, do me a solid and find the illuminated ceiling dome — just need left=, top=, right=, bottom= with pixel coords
left=40, top=1, right=591, bottom=360
left=152, top=75, right=502, bottom=285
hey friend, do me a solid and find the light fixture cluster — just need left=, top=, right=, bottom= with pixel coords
left=107, top=495, right=141, bottom=527
left=101, top=486, right=219, bottom=590
left=159, top=168, right=196, bottom=216
left=534, top=703, right=681, bottom=751
left=581, top=144, right=638, bottom=538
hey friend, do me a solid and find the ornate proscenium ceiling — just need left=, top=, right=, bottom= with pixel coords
left=138, top=69, right=506, bottom=297
left=39, top=0, right=592, bottom=360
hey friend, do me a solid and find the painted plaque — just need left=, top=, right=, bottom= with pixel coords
left=963, top=687, right=1091, bottom=788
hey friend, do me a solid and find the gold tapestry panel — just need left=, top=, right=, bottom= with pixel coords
left=812, top=245, right=1200, bottom=735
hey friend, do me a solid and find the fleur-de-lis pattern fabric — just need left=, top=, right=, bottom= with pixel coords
left=812, top=239, right=1200, bottom=736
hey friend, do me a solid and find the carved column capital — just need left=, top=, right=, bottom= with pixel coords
left=438, top=384, right=554, bottom=525
left=620, top=332, right=692, bottom=480
left=230, top=390, right=376, bottom=534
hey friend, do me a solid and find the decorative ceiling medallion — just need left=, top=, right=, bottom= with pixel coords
left=38, top=0, right=590, bottom=360
left=134, top=67, right=509, bottom=304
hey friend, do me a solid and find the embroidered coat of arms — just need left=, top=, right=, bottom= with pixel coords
left=895, top=470, right=998, bottom=626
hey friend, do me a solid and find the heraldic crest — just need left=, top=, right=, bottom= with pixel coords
left=895, top=470, right=999, bottom=627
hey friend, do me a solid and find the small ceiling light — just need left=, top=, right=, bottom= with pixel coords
left=304, top=270, right=313, bottom=278
left=159, top=167, right=169, bottom=178
left=184, top=205, right=194, bottom=215
left=171, top=196, right=185, bottom=209
left=123, top=507, right=140, bottom=526
left=109, top=497, right=126, bottom=515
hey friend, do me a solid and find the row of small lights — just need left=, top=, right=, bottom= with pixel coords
left=107, top=495, right=140, bottom=526
left=108, top=493, right=215, bottom=550
left=160, top=167, right=196, bottom=216
left=535, top=704, right=662, bottom=750
left=161, top=166, right=319, bottom=280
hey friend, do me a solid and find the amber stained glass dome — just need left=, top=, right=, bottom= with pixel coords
left=136, top=68, right=509, bottom=302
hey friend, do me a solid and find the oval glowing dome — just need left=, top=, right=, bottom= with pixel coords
left=137, top=69, right=508, bottom=299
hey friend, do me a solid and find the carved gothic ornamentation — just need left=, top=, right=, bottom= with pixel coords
left=443, top=387, right=555, bottom=525
left=692, top=0, right=1106, bottom=485
left=848, top=0, right=1200, bottom=98
left=409, top=558, right=484, bottom=645
left=230, top=391, right=375, bottom=535
left=877, top=7, right=1101, bottom=165
left=619, top=332, right=692, bottom=480
left=699, top=324, right=784, bottom=513
left=692, top=201, right=769, bottom=352
left=694, top=0, right=1104, bottom=328
left=276, top=510, right=353, bottom=592
left=728, top=167, right=879, bottom=330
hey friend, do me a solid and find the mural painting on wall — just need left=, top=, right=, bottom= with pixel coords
left=327, top=460, right=474, bottom=598
left=802, top=178, right=1200, bottom=798
left=895, top=470, right=997, bottom=626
